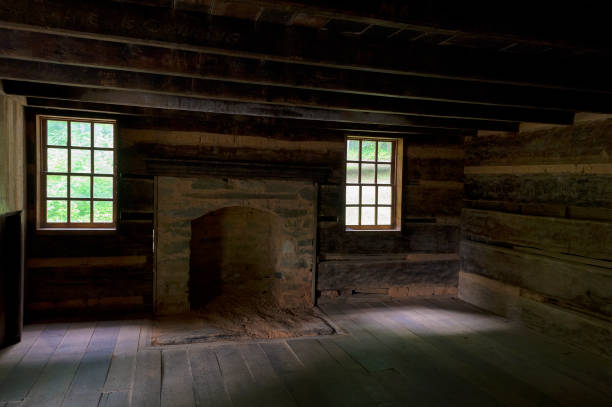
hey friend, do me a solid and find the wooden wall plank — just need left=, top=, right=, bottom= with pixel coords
left=317, top=259, right=458, bottom=291
left=462, top=208, right=612, bottom=261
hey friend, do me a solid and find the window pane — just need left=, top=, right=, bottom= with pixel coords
left=346, top=186, right=359, bottom=205
left=46, top=175, right=67, bottom=198
left=47, top=148, right=68, bottom=172
left=362, top=186, right=375, bottom=205
left=377, top=207, right=391, bottom=225
left=94, top=177, right=113, bottom=199
left=94, top=150, right=113, bottom=174
left=378, top=186, right=392, bottom=205
left=71, top=149, right=91, bottom=173
left=361, top=163, right=375, bottom=183
left=378, top=142, right=392, bottom=162
left=362, top=140, right=376, bottom=161
left=94, top=201, right=113, bottom=223
left=346, top=206, right=359, bottom=226
left=70, top=122, right=91, bottom=147
left=47, top=120, right=67, bottom=146
left=377, top=164, right=391, bottom=184
left=47, top=200, right=67, bottom=223
left=346, top=139, right=360, bottom=161
left=70, top=200, right=91, bottom=223
left=70, top=176, right=91, bottom=198
left=361, top=207, right=375, bottom=225
left=94, top=123, right=114, bottom=148
left=346, top=162, right=359, bottom=183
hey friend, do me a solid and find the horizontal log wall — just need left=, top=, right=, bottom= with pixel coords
left=25, top=110, right=465, bottom=316
left=318, top=138, right=464, bottom=301
left=459, top=119, right=612, bottom=357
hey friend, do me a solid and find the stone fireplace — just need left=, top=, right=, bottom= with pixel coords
left=154, top=176, right=316, bottom=315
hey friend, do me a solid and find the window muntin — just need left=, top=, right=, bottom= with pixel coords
left=345, top=137, right=399, bottom=230
left=39, top=116, right=116, bottom=229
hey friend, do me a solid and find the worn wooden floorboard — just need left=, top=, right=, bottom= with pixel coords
left=0, top=324, right=69, bottom=402
left=62, top=322, right=121, bottom=407
left=0, top=324, right=45, bottom=384
left=429, top=297, right=612, bottom=396
left=417, top=298, right=612, bottom=407
left=0, top=299, right=610, bottom=406
left=187, top=346, right=232, bottom=407
left=97, top=390, right=129, bottom=407
left=373, top=301, right=561, bottom=407
left=238, top=343, right=298, bottom=407
left=22, top=322, right=96, bottom=407
left=341, top=302, right=498, bottom=407
left=287, top=338, right=373, bottom=407
left=103, top=320, right=141, bottom=393
left=160, top=349, right=195, bottom=407
left=260, top=341, right=337, bottom=407
left=130, top=350, right=161, bottom=407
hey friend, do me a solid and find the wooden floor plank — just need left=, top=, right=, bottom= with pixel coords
left=137, top=320, right=152, bottom=351
left=97, top=391, right=129, bottom=407
left=316, top=338, right=398, bottom=406
left=334, top=302, right=497, bottom=407
left=0, top=324, right=46, bottom=384
left=187, top=346, right=232, bottom=407
left=160, top=349, right=195, bottom=407
left=238, top=343, right=298, bottom=407
left=130, top=350, right=161, bottom=407
left=215, top=344, right=259, bottom=407
left=0, top=324, right=69, bottom=402
left=22, top=323, right=96, bottom=407
left=62, top=322, right=121, bottom=407
left=103, top=320, right=141, bottom=392
left=287, top=338, right=376, bottom=407
left=259, top=341, right=336, bottom=407
left=430, top=297, right=612, bottom=397
left=370, top=300, right=560, bottom=407
left=419, top=298, right=612, bottom=406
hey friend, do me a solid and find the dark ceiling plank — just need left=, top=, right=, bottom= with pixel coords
left=1, top=1, right=610, bottom=93
left=5, top=81, right=518, bottom=131
left=27, top=98, right=472, bottom=140
left=3, top=29, right=610, bottom=96
left=0, top=58, right=576, bottom=123
left=211, top=0, right=609, bottom=51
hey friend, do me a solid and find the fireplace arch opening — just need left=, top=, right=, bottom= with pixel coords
left=189, top=206, right=285, bottom=310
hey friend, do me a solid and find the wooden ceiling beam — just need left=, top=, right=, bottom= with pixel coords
left=1, top=2, right=610, bottom=92
left=4, top=81, right=518, bottom=131
left=0, top=59, right=576, bottom=123
left=205, top=0, right=609, bottom=51
left=26, top=97, right=473, bottom=139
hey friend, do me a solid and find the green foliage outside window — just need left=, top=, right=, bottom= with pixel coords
left=43, top=118, right=115, bottom=226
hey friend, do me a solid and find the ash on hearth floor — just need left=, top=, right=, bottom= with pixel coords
left=151, top=300, right=337, bottom=345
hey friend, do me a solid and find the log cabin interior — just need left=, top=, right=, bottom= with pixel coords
left=1, top=1, right=611, bottom=406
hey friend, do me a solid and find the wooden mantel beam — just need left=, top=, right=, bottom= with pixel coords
left=0, top=1, right=610, bottom=93
left=0, top=59, right=576, bottom=123
left=4, top=81, right=518, bottom=131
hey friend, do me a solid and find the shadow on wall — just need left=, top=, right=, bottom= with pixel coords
left=189, top=206, right=284, bottom=310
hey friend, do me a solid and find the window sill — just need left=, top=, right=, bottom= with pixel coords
left=345, top=228, right=401, bottom=232
left=36, top=228, right=117, bottom=235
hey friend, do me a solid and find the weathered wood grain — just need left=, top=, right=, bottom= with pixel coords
left=317, top=258, right=458, bottom=291
left=130, top=350, right=161, bottom=407
left=461, top=240, right=612, bottom=317
left=465, top=120, right=612, bottom=166
left=458, top=271, right=612, bottom=358
left=465, top=174, right=612, bottom=208
left=160, top=349, right=195, bottom=407
left=462, top=208, right=612, bottom=260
